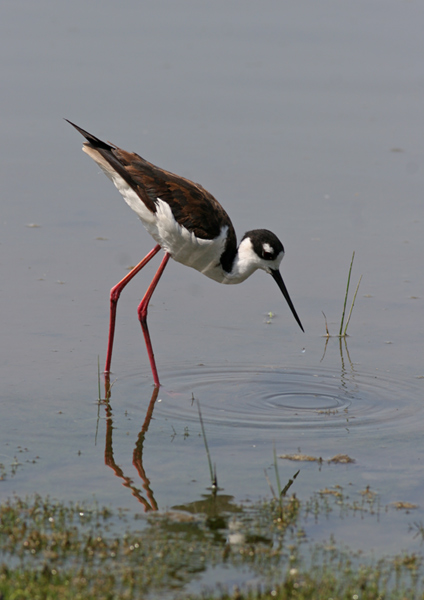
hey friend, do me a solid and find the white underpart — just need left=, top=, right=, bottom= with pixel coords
left=153, top=198, right=230, bottom=281
left=83, top=144, right=284, bottom=285
left=84, top=145, right=228, bottom=281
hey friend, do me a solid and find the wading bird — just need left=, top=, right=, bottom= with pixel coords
left=67, top=121, right=304, bottom=387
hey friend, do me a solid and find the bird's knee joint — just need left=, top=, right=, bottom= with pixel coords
left=138, top=308, right=148, bottom=323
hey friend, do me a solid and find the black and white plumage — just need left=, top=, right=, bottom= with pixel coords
left=67, top=120, right=303, bottom=387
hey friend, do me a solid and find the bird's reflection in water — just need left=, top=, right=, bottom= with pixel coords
left=99, top=375, right=240, bottom=520
left=102, top=374, right=159, bottom=511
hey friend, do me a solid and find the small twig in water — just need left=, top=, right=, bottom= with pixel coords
left=322, top=311, right=330, bottom=337
left=281, top=469, right=300, bottom=497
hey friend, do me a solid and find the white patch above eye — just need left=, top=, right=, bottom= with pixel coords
left=263, top=243, right=273, bottom=254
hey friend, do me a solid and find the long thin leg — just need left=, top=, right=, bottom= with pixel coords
left=137, top=252, right=170, bottom=387
left=105, top=244, right=161, bottom=374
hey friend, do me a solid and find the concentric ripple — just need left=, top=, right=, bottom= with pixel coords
left=146, top=364, right=424, bottom=432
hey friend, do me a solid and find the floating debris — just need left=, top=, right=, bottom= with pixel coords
left=280, top=453, right=355, bottom=464
left=391, top=502, right=418, bottom=510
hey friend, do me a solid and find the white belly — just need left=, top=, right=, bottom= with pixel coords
left=83, top=147, right=233, bottom=283
left=152, top=199, right=230, bottom=282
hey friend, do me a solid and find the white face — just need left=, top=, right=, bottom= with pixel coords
left=237, top=237, right=284, bottom=276
left=262, top=246, right=285, bottom=273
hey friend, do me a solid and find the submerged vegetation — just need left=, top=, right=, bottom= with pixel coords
left=0, top=491, right=423, bottom=599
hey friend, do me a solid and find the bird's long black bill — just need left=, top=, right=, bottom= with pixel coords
left=270, top=269, right=304, bottom=332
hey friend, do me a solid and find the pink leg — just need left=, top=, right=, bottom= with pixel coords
left=137, top=252, right=170, bottom=387
left=105, top=245, right=161, bottom=374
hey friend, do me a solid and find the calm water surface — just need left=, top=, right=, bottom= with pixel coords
left=1, top=0, right=423, bottom=574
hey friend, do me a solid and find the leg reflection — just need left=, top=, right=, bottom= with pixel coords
left=103, top=374, right=159, bottom=511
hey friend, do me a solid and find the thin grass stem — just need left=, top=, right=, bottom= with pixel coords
left=97, top=356, right=101, bottom=402
left=343, top=274, right=363, bottom=336
left=273, top=444, right=282, bottom=497
left=196, top=399, right=217, bottom=489
left=264, top=468, right=276, bottom=499
left=339, top=251, right=355, bottom=337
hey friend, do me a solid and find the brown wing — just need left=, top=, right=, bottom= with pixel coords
left=67, top=120, right=237, bottom=271
left=113, top=147, right=233, bottom=241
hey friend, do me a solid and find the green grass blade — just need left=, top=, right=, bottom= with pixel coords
left=97, top=356, right=101, bottom=402
left=197, top=399, right=216, bottom=488
left=343, top=274, right=363, bottom=336
left=273, top=444, right=282, bottom=497
left=339, top=251, right=355, bottom=337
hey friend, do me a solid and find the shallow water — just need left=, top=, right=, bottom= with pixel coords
left=155, top=364, right=423, bottom=433
left=1, top=0, right=423, bottom=582
left=92, top=358, right=424, bottom=558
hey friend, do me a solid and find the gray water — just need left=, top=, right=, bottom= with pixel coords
left=1, top=0, right=423, bottom=567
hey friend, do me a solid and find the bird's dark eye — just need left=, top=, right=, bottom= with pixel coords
left=261, top=242, right=275, bottom=260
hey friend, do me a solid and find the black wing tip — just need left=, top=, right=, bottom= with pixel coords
left=65, top=119, right=114, bottom=151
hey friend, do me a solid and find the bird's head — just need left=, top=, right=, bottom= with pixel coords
left=240, top=229, right=304, bottom=332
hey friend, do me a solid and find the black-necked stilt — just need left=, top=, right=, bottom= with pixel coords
left=67, top=121, right=304, bottom=387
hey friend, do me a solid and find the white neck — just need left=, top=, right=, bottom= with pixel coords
left=220, top=237, right=263, bottom=284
